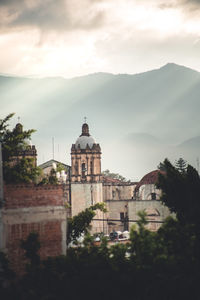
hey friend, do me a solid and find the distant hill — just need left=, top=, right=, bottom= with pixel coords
left=178, top=136, right=200, bottom=149
left=1, top=63, right=200, bottom=179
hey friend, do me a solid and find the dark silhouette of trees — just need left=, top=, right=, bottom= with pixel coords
left=175, top=157, right=187, bottom=173
left=157, top=158, right=200, bottom=230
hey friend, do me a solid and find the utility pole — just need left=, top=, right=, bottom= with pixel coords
left=52, top=137, right=55, bottom=160
left=197, top=157, right=199, bottom=174
left=0, top=143, right=3, bottom=206
left=0, top=142, right=4, bottom=251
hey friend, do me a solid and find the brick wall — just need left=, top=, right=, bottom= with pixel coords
left=4, top=184, right=65, bottom=209
left=1, top=184, right=67, bottom=274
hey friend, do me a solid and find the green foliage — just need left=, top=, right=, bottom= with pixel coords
left=0, top=113, right=35, bottom=161
left=2, top=158, right=200, bottom=299
left=0, top=251, right=15, bottom=285
left=39, top=164, right=67, bottom=185
left=129, top=211, right=159, bottom=267
left=2, top=210, right=200, bottom=300
left=157, top=161, right=166, bottom=171
left=48, top=168, right=58, bottom=184
left=39, top=168, right=59, bottom=185
left=67, top=203, right=107, bottom=245
left=102, top=169, right=129, bottom=182
left=4, top=158, right=42, bottom=184
left=157, top=158, right=200, bottom=229
left=0, top=113, right=42, bottom=184
left=56, top=163, right=67, bottom=173
left=175, top=157, right=187, bottom=173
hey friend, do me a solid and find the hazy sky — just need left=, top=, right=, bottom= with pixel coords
left=1, top=0, right=200, bottom=78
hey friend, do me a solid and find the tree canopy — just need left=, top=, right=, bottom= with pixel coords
left=157, top=158, right=200, bottom=230
left=102, top=169, right=129, bottom=182
left=0, top=113, right=41, bottom=183
left=67, top=202, right=107, bottom=245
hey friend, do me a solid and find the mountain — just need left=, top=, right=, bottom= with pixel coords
left=1, top=63, right=200, bottom=180
left=178, top=136, right=200, bottom=149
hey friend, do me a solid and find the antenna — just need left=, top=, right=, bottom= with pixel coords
left=58, top=144, right=60, bottom=161
left=84, top=116, right=87, bottom=123
left=197, top=157, right=199, bottom=174
left=52, top=137, right=54, bottom=160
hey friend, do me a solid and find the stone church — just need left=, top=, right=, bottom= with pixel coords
left=68, top=122, right=171, bottom=234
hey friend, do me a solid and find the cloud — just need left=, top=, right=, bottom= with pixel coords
left=159, top=0, right=200, bottom=12
left=0, top=0, right=106, bottom=33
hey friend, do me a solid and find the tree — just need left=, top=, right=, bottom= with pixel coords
left=0, top=113, right=41, bottom=183
left=102, top=169, right=129, bottom=182
left=0, top=113, right=35, bottom=161
left=175, top=158, right=187, bottom=173
left=67, top=203, right=107, bottom=245
left=157, top=158, right=200, bottom=230
left=157, top=162, right=166, bottom=171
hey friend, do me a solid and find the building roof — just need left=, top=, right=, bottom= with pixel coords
left=39, top=159, right=71, bottom=170
left=102, top=176, right=137, bottom=185
left=102, top=176, right=124, bottom=184
left=135, top=170, right=165, bottom=191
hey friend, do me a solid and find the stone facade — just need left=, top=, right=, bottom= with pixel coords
left=130, top=170, right=172, bottom=231
left=71, top=123, right=104, bottom=233
left=128, top=199, right=171, bottom=231
left=103, top=182, right=137, bottom=232
left=71, top=182, right=104, bottom=233
left=71, top=123, right=101, bottom=183
left=70, top=124, right=172, bottom=235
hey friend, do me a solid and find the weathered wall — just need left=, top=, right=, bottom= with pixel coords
left=71, top=182, right=104, bottom=233
left=105, top=200, right=129, bottom=233
left=103, top=183, right=136, bottom=233
left=71, top=151, right=102, bottom=183
left=4, top=184, right=65, bottom=209
left=0, top=184, right=67, bottom=274
left=103, top=183, right=136, bottom=201
left=128, top=200, right=171, bottom=231
left=138, top=184, right=161, bottom=200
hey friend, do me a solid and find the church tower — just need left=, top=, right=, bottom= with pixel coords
left=71, top=122, right=102, bottom=183
left=70, top=122, right=104, bottom=234
left=9, top=123, right=37, bottom=167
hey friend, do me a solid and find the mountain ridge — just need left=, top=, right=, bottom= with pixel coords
left=1, top=62, right=200, bottom=179
left=0, top=62, right=199, bottom=80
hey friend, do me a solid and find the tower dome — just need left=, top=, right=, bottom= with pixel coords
left=71, top=122, right=102, bottom=183
left=75, top=123, right=95, bottom=149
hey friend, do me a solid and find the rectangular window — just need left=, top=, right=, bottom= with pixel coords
left=120, top=212, right=124, bottom=220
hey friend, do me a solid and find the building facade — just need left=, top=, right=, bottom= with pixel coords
left=71, top=123, right=104, bottom=233
left=70, top=123, right=172, bottom=235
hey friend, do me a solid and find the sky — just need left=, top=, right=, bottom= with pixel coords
left=1, top=0, right=200, bottom=78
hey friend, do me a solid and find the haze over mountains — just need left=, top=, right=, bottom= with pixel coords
left=1, top=63, right=200, bottom=180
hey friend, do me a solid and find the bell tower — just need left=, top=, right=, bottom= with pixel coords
left=70, top=122, right=104, bottom=233
left=71, top=122, right=102, bottom=183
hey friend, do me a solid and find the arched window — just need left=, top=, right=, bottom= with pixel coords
left=75, top=161, right=78, bottom=175
left=90, top=161, right=93, bottom=174
left=82, top=163, right=86, bottom=177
